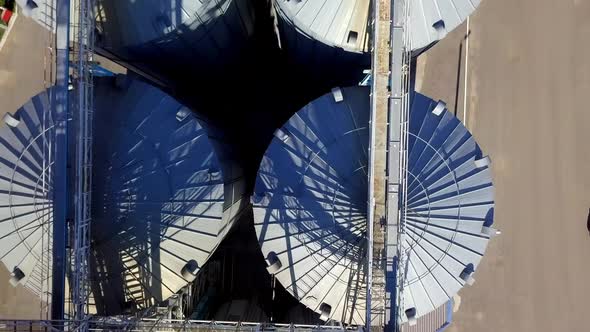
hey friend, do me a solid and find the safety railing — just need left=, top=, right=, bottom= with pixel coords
left=70, top=0, right=95, bottom=329
left=393, top=0, right=412, bottom=328
left=0, top=319, right=361, bottom=332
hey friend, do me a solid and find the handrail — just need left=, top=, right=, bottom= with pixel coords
left=366, top=0, right=380, bottom=328
left=71, top=0, right=95, bottom=329
left=394, top=0, right=411, bottom=328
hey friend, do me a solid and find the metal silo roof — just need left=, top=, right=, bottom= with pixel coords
left=96, top=0, right=256, bottom=81
left=274, top=0, right=371, bottom=53
left=253, top=86, right=370, bottom=325
left=399, top=92, right=495, bottom=323
left=98, top=0, right=252, bottom=47
left=0, top=78, right=244, bottom=312
left=0, top=88, right=54, bottom=298
left=91, top=77, right=233, bottom=311
left=409, top=0, right=481, bottom=50
left=274, top=0, right=481, bottom=53
left=252, top=87, right=495, bottom=325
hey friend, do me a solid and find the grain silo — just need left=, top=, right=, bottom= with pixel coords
left=272, top=0, right=482, bottom=85
left=251, top=87, right=496, bottom=325
left=94, top=0, right=256, bottom=84
left=0, top=75, right=247, bottom=315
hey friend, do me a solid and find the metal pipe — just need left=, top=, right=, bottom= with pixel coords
left=51, top=0, right=71, bottom=322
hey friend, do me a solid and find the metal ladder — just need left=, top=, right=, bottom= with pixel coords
left=70, top=0, right=95, bottom=329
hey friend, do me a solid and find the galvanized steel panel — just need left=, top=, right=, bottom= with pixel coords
left=253, top=89, right=495, bottom=325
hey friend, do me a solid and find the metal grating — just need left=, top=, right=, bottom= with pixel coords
left=70, top=0, right=96, bottom=328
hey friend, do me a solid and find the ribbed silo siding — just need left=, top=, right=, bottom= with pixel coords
left=252, top=86, right=370, bottom=325
left=273, top=0, right=482, bottom=59
left=0, top=87, right=53, bottom=299
left=96, top=0, right=256, bottom=81
left=191, top=114, right=247, bottom=221
left=410, top=0, right=482, bottom=53
left=274, top=8, right=369, bottom=86
left=401, top=303, right=448, bottom=332
left=89, top=76, right=245, bottom=314
left=252, top=88, right=494, bottom=326
left=398, top=93, right=494, bottom=324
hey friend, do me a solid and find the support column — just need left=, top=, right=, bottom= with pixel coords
left=51, top=0, right=71, bottom=321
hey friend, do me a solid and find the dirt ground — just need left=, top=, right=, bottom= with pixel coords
left=0, top=13, right=49, bottom=117
left=416, top=0, right=590, bottom=331
left=0, top=265, right=41, bottom=319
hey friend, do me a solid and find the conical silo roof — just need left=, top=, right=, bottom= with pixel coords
left=0, top=88, right=54, bottom=298
left=95, top=0, right=256, bottom=83
left=252, top=87, right=495, bottom=325
left=398, top=93, right=495, bottom=324
left=274, top=0, right=480, bottom=54
left=0, top=77, right=246, bottom=314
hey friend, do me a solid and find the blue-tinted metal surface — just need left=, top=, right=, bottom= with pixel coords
left=51, top=0, right=70, bottom=321
left=252, top=88, right=495, bottom=326
left=396, top=94, right=495, bottom=323
left=0, top=89, right=54, bottom=303
left=0, top=76, right=246, bottom=315
left=253, top=87, right=370, bottom=325
left=273, top=0, right=483, bottom=64
left=435, top=300, right=454, bottom=331
left=273, top=2, right=370, bottom=90
left=96, top=0, right=256, bottom=83
left=89, top=76, right=247, bottom=314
